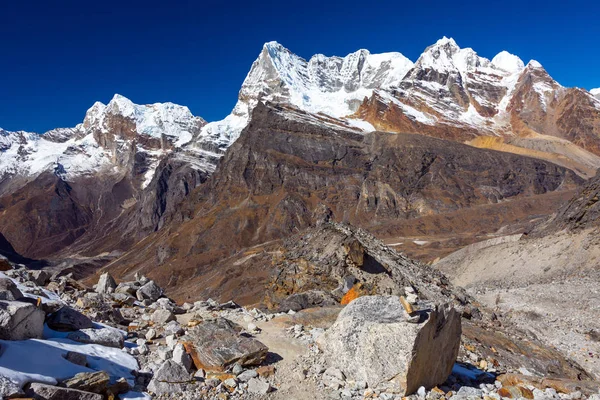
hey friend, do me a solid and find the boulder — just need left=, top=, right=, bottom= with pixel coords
left=247, top=377, right=272, bottom=394
left=147, top=359, right=192, bottom=394
left=136, top=280, right=162, bottom=302
left=95, top=272, right=117, bottom=294
left=26, top=383, right=103, bottom=400
left=46, top=306, right=93, bottom=331
left=0, top=374, right=23, bottom=398
left=111, top=292, right=136, bottom=306
left=173, top=343, right=193, bottom=372
left=30, top=270, right=51, bottom=286
left=0, top=300, right=45, bottom=340
left=63, top=351, right=87, bottom=367
left=67, top=327, right=125, bottom=348
left=115, top=282, right=138, bottom=296
left=182, top=318, right=268, bottom=371
left=316, top=296, right=461, bottom=395
left=61, top=371, right=110, bottom=394
left=0, top=278, right=23, bottom=301
left=151, top=309, right=175, bottom=324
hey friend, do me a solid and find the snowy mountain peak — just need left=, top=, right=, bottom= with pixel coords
left=83, top=94, right=205, bottom=143
left=591, top=88, right=600, bottom=99
left=526, top=60, right=544, bottom=69
left=491, top=51, right=525, bottom=74
left=415, top=37, right=489, bottom=73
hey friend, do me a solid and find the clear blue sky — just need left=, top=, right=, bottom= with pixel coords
left=1, top=0, right=599, bottom=132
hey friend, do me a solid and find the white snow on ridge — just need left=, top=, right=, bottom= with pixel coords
left=591, top=88, right=600, bottom=100
left=491, top=51, right=525, bottom=74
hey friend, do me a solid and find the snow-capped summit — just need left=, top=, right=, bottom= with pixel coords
left=491, top=51, right=525, bottom=74
left=0, top=95, right=207, bottom=186
left=197, top=40, right=414, bottom=149
left=591, top=88, right=600, bottom=99
left=83, top=94, right=205, bottom=146
left=412, top=37, right=490, bottom=74
left=526, top=60, right=544, bottom=69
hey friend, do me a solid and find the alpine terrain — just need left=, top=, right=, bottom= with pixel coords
left=1, top=38, right=600, bottom=400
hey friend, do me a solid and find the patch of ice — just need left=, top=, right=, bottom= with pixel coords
left=413, top=240, right=429, bottom=246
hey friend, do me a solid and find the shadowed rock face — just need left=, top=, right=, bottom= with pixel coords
left=100, top=103, right=582, bottom=302
left=0, top=152, right=209, bottom=259
left=532, top=170, right=600, bottom=236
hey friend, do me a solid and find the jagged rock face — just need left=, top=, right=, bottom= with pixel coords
left=102, top=103, right=581, bottom=302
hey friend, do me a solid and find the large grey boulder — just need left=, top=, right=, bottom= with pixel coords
left=136, top=280, right=162, bottom=301
left=95, top=272, right=117, bottom=294
left=46, top=306, right=93, bottom=331
left=67, top=327, right=124, bottom=348
left=147, top=359, right=192, bottom=394
left=0, top=300, right=45, bottom=340
left=316, top=296, right=461, bottom=395
left=0, top=278, right=23, bottom=300
left=26, top=382, right=103, bottom=400
left=151, top=308, right=175, bottom=324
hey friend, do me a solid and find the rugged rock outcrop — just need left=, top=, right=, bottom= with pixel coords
left=0, top=300, right=45, bottom=340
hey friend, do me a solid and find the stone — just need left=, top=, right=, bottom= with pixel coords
left=108, top=377, right=131, bottom=395
left=194, top=369, right=206, bottom=379
left=67, top=327, right=125, bottom=348
left=247, top=323, right=260, bottom=333
left=164, top=320, right=184, bottom=336
left=63, top=351, right=87, bottom=366
left=232, top=363, right=244, bottom=375
left=0, top=300, right=44, bottom=340
left=223, top=377, right=237, bottom=388
left=237, top=369, right=258, bottom=382
left=26, top=382, right=103, bottom=400
left=173, top=343, right=193, bottom=372
left=135, top=272, right=150, bottom=285
left=316, top=296, right=461, bottom=396
left=166, top=334, right=177, bottom=348
left=146, top=328, right=157, bottom=340
left=157, top=346, right=173, bottom=360
left=323, top=367, right=346, bottom=389
left=62, top=371, right=110, bottom=394
left=111, top=292, right=136, bottom=306
left=0, top=374, right=23, bottom=398
left=182, top=318, right=268, bottom=371
left=136, top=280, right=162, bottom=302
left=46, top=306, right=93, bottom=331
left=247, top=377, right=271, bottom=394
left=0, top=278, right=23, bottom=300
left=30, top=270, right=51, bottom=286
left=95, top=272, right=117, bottom=294
left=151, top=309, right=175, bottom=324
left=147, top=359, right=192, bottom=394
left=115, top=282, right=139, bottom=296
left=457, top=386, right=484, bottom=397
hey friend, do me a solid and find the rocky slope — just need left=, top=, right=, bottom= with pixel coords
left=435, top=172, right=600, bottom=379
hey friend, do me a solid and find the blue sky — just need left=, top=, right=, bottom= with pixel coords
left=1, top=0, right=599, bottom=132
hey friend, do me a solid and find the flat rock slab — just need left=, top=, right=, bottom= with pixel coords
left=317, top=295, right=461, bottom=396
left=27, top=382, right=103, bottom=400
left=0, top=278, right=23, bottom=301
left=0, top=300, right=45, bottom=340
left=182, top=317, right=268, bottom=371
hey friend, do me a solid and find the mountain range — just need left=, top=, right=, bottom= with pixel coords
left=1, top=37, right=600, bottom=300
